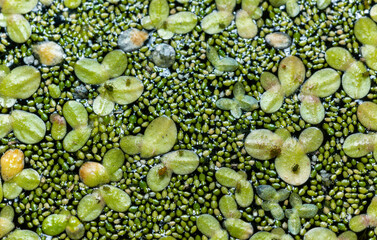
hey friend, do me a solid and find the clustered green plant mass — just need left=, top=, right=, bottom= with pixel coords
left=2, top=0, right=377, bottom=239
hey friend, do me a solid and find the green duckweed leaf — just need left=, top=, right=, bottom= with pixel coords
left=354, top=17, right=377, bottom=46
left=1, top=0, right=38, bottom=14
left=244, top=129, right=283, bottom=160
left=242, top=0, right=261, bottom=15
left=62, top=101, right=88, bottom=128
left=325, top=47, right=355, bottom=71
left=0, top=206, right=14, bottom=222
left=6, top=14, right=31, bottom=43
left=215, top=167, right=243, bottom=188
left=216, top=98, right=237, bottom=110
left=298, top=127, right=323, bottom=153
left=2, top=181, right=23, bottom=200
left=270, top=204, right=285, bottom=220
left=0, top=96, right=16, bottom=108
left=42, top=214, right=69, bottom=236
left=276, top=189, right=290, bottom=201
left=100, top=185, right=131, bottom=212
left=63, top=126, right=92, bottom=152
left=337, top=231, right=358, bottom=240
left=236, top=10, right=258, bottom=39
left=343, top=133, right=374, bottom=158
left=260, top=87, right=284, bottom=113
left=238, top=95, right=258, bottom=111
left=367, top=196, right=377, bottom=218
left=206, top=46, right=220, bottom=65
left=50, top=113, right=67, bottom=141
left=141, top=116, right=177, bottom=158
left=256, top=185, right=276, bottom=200
left=357, top=102, right=377, bottom=131
left=303, top=227, right=337, bottom=240
left=269, top=0, right=287, bottom=7
left=11, top=110, right=46, bottom=144
left=361, top=45, right=377, bottom=71
left=93, top=95, right=115, bottom=116
left=224, top=218, right=254, bottom=240
left=349, top=214, right=368, bottom=232
left=297, top=204, right=318, bottom=218
left=79, top=162, right=110, bottom=187
left=235, top=179, right=254, bottom=207
left=101, top=50, right=128, bottom=78
left=66, top=216, right=85, bottom=240
left=287, top=212, right=300, bottom=235
left=77, top=191, right=105, bottom=222
left=147, top=164, right=172, bottom=192
left=212, top=230, right=229, bottom=240
left=201, top=11, right=234, bottom=35
left=216, top=58, right=239, bottom=72
left=275, top=138, right=311, bottom=186
left=166, top=12, right=198, bottom=34
left=5, top=229, right=40, bottom=240
left=0, top=217, right=15, bottom=238
left=219, top=195, right=241, bottom=219
left=0, top=114, right=12, bottom=139
left=274, top=128, right=291, bottom=141
left=12, top=169, right=40, bottom=190
left=0, top=65, right=40, bottom=99
left=216, top=0, right=236, bottom=12
left=196, top=214, right=222, bottom=238
left=0, top=65, right=10, bottom=79
left=342, top=61, right=371, bottom=99
left=149, top=0, right=169, bottom=28
left=141, top=16, right=154, bottom=30
left=48, top=84, right=61, bottom=98
left=249, top=231, right=274, bottom=240
left=230, top=104, right=242, bottom=118
left=109, top=168, right=123, bottom=182
left=161, top=150, right=199, bottom=175
left=289, top=192, right=302, bottom=208
left=74, top=58, right=109, bottom=85
left=301, top=68, right=340, bottom=97
left=64, top=0, right=82, bottom=9
left=99, top=76, right=144, bottom=105
left=286, top=0, right=300, bottom=17
left=233, top=82, right=245, bottom=100
left=260, top=72, right=280, bottom=90
left=120, top=135, right=143, bottom=155
left=300, top=95, right=325, bottom=125
left=278, top=56, right=305, bottom=96
left=157, top=28, right=175, bottom=39
left=102, top=148, right=125, bottom=175
left=316, top=0, right=331, bottom=9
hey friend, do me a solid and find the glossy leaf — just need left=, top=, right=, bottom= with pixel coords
left=361, top=44, right=377, bottom=71
left=201, top=11, right=234, bottom=34
left=5, top=229, right=40, bottom=240
left=62, top=101, right=88, bottom=128
left=325, top=47, right=355, bottom=71
left=300, top=95, right=325, bottom=125
left=317, top=0, right=331, bottom=10
left=260, top=87, right=284, bottom=113
left=216, top=0, right=236, bottom=12
left=161, top=150, right=199, bottom=175
left=301, top=68, right=340, bottom=97
left=77, top=191, right=105, bottom=222
left=303, top=227, right=337, bottom=240
left=298, top=127, right=323, bottom=153
left=286, top=0, right=300, bottom=17
left=100, top=185, right=131, bottom=212
left=357, top=102, right=377, bottom=131
left=367, top=196, right=377, bottom=218
left=354, top=17, right=377, bottom=46
left=102, top=148, right=125, bottom=175
left=343, top=133, right=374, bottom=158
left=66, top=216, right=85, bottom=240
left=147, top=164, right=173, bottom=192
left=101, top=50, right=128, bottom=78
left=166, top=12, right=198, bottom=34
left=12, top=169, right=40, bottom=190
left=50, top=113, right=67, bottom=141
left=215, top=167, right=243, bottom=188
left=236, top=10, right=258, bottom=39
left=0, top=149, right=24, bottom=181
left=2, top=182, right=22, bottom=199
left=99, top=76, right=143, bottom=105
left=1, top=0, right=38, bottom=14
left=6, top=14, right=31, bottom=43
left=42, top=214, right=69, bottom=236
left=278, top=56, right=305, bottom=96
left=79, top=162, right=110, bottom=187
left=11, top=110, right=46, bottom=144
left=0, top=217, right=15, bottom=238
left=342, top=61, right=371, bottom=99
left=349, top=215, right=368, bottom=232
left=74, top=58, right=109, bottom=85
left=63, top=126, right=92, bottom=152
left=0, top=206, right=14, bottom=222
left=244, top=129, right=283, bottom=160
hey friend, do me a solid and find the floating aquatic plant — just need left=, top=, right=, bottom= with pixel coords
left=77, top=185, right=131, bottom=222
left=245, top=128, right=323, bottom=186
left=74, top=50, right=144, bottom=116
left=260, top=56, right=305, bottom=113
left=141, top=0, right=197, bottom=39
left=0, top=206, right=14, bottom=238
left=265, top=32, right=292, bottom=49
left=32, top=41, right=65, bottom=66
left=62, top=101, right=92, bottom=152
left=201, top=0, right=262, bottom=38
left=216, top=82, right=258, bottom=118
left=342, top=133, right=376, bottom=159
left=269, top=0, right=300, bottom=17
left=304, top=227, right=357, bottom=240
left=42, top=211, right=84, bottom=239
left=299, top=68, right=341, bottom=124
left=316, top=0, right=331, bottom=10
left=117, top=28, right=149, bottom=52
left=120, top=115, right=177, bottom=158
left=325, top=47, right=370, bottom=99
left=4, top=229, right=40, bottom=240
left=349, top=196, right=377, bottom=234
left=256, top=185, right=290, bottom=220
left=0, top=110, right=46, bottom=144
left=79, top=148, right=124, bottom=187
left=196, top=214, right=228, bottom=240
left=357, top=101, right=377, bottom=131
left=207, top=46, right=239, bottom=72
left=285, top=192, right=318, bottom=235
left=354, top=17, right=377, bottom=71
left=147, top=150, right=199, bottom=192
left=50, top=113, right=67, bottom=141
left=0, top=65, right=41, bottom=108
left=0, top=149, right=40, bottom=200
left=152, top=43, right=176, bottom=68
left=250, top=228, right=293, bottom=240
left=0, top=0, right=38, bottom=43
left=216, top=167, right=254, bottom=207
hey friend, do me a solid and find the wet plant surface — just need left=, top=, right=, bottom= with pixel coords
left=3, top=0, right=377, bottom=239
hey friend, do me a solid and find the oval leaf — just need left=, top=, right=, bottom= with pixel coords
left=298, top=127, right=323, bottom=153
left=101, top=50, right=128, bottom=78
left=215, top=167, right=243, bottom=188
left=166, top=12, right=198, bottom=34
left=201, top=11, right=234, bottom=35
left=219, top=195, right=241, bottom=219
left=146, top=163, right=172, bottom=192
left=42, top=214, right=69, bottom=236
left=79, top=161, right=110, bottom=187
left=357, top=101, right=377, bottom=131
left=1, top=0, right=38, bottom=14
left=63, top=126, right=92, bottom=152
left=161, top=150, right=199, bottom=175
left=6, top=14, right=31, bottom=43
left=99, top=185, right=131, bottom=212
left=301, top=68, right=340, bottom=97
left=196, top=214, right=222, bottom=238
left=236, top=10, right=257, bottom=39
left=224, top=218, right=254, bottom=240
left=278, top=56, right=305, bottom=96
left=11, top=110, right=46, bottom=144
left=77, top=191, right=105, bottom=222
left=149, top=0, right=169, bottom=28
left=300, top=95, right=325, bottom=125
left=235, top=179, right=254, bottom=207
left=343, top=133, right=374, bottom=158
left=100, top=76, right=143, bottom=105
left=74, top=58, right=109, bottom=85
left=102, top=148, right=125, bottom=175
left=62, top=101, right=88, bottom=128
left=244, top=129, right=283, bottom=160
left=354, top=17, right=377, bottom=46
left=342, top=61, right=371, bottom=99
left=325, top=47, right=355, bottom=71
left=12, top=168, right=40, bottom=190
